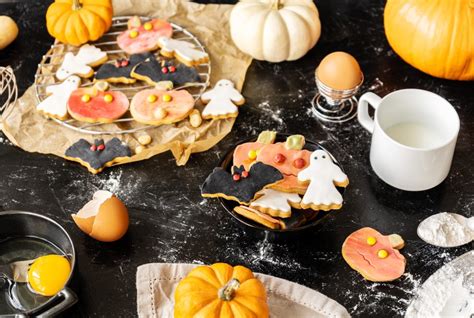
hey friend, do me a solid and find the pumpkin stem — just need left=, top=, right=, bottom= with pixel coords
left=72, top=0, right=82, bottom=10
left=271, top=0, right=282, bottom=10
left=218, top=278, right=240, bottom=301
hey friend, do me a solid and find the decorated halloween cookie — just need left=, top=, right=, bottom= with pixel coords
left=233, top=205, right=317, bottom=230
left=250, top=189, right=301, bottom=218
left=95, top=53, right=153, bottom=84
left=117, top=16, right=173, bottom=54
left=201, top=79, right=245, bottom=120
left=157, top=37, right=209, bottom=67
left=257, top=135, right=311, bottom=194
left=298, top=149, right=348, bottom=210
left=56, top=44, right=107, bottom=80
left=233, top=131, right=277, bottom=171
left=201, top=162, right=283, bottom=205
left=130, top=88, right=195, bottom=125
left=234, top=206, right=285, bottom=230
left=131, top=58, right=201, bottom=87
left=36, top=75, right=81, bottom=120
left=65, top=138, right=132, bottom=174
left=342, top=227, right=406, bottom=282
left=67, top=82, right=129, bottom=123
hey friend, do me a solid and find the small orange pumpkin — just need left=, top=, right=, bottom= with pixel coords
left=174, top=263, right=269, bottom=318
left=384, top=0, right=474, bottom=80
left=46, top=0, right=113, bottom=46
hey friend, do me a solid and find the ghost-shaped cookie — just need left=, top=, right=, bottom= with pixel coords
left=201, top=79, right=245, bottom=120
left=56, top=44, right=107, bottom=80
left=297, top=149, right=349, bottom=210
left=250, top=189, right=301, bottom=218
left=36, top=75, right=81, bottom=120
left=157, top=37, right=209, bottom=66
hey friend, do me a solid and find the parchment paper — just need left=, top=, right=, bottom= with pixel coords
left=0, top=0, right=252, bottom=168
left=136, top=263, right=351, bottom=318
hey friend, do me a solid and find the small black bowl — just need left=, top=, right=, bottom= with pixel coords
left=218, top=133, right=346, bottom=236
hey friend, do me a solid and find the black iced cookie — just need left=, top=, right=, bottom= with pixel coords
left=131, top=57, right=201, bottom=87
left=65, top=138, right=132, bottom=174
left=201, top=162, right=283, bottom=204
left=95, top=53, right=153, bottom=83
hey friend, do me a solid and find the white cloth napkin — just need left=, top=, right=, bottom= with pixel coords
left=136, top=263, right=351, bottom=318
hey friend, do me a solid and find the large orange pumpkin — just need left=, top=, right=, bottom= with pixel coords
left=384, top=0, right=474, bottom=81
left=46, top=0, right=113, bottom=46
left=174, top=263, right=269, bottom=318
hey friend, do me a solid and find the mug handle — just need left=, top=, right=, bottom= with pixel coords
left=358, top=92, right=382, bottom=133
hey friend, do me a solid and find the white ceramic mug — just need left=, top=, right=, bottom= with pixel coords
left=358, top=89, right=460, bottom=191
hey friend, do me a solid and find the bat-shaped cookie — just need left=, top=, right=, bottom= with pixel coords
left=131, top=57, right=201, bottom=87
left=201, top=162, right=283, bottom=205
left=65, top=138, right=132, bottom=174
left=95, top=53, right=153, bottom=84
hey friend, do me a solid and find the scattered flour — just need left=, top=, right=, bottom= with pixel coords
left=417, top=212, right=473, bottom=247
left=257, top=101, right=284, bottom=126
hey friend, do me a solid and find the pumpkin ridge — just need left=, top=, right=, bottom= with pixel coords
left=54, top=11, right=73, bottom=44
left=80, top=10, right=106, bottom=41
left=279, top=8, right=313, bottom=59
left=261, top=10, right=290, bottom=61
left=74, top=12, right=90, bottom=44
left=228, top=299, right=259, bottom=317
left=281, top=5, right=319, bottom=45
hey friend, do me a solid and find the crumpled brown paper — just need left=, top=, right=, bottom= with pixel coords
left=1, top=0, right=252, bottom=169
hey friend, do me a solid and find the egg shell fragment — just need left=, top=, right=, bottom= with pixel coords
left=72, top=190, right=129, bottom=242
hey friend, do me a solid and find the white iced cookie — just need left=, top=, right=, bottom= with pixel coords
left=37, top=75, right=81, bottom=120
left=56, top=44, right=108, bottom=80
left=250, top=189, right=301, bottom=218
left=298, top=149, right=349, bottom=211
left=201, top=79, right=245, bottom=120
left=157, top=37, right=209, bottom=66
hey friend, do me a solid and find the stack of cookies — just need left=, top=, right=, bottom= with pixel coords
left=201, top=131, right=349, bottom=230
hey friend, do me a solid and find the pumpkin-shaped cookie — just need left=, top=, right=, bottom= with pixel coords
left=46, top=0, right=113, bottom=46
left=174, top=263, right=269, bottom=318
left=130, top=88, right=194, bottom=126
left=342, top=227, right=406, bottom=282
left=67, top=82, right=129, bottom=123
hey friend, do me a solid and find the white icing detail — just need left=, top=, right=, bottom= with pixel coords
left=201, top=79, right=244, bottom=117
left=158, top=37, right=208, bottom=63
left=56, top=44, right=107, bottom=80
left=298, top=149, right=348, bottom=207
left=37, top=75, right=81, bottom=118
left=250, top=189, right=301, bottom=213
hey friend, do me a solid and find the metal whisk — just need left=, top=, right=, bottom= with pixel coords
left=0, top=66, right=18, bottom=116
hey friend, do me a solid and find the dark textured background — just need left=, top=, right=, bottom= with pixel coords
left=0, top=0, right=472, bottom=317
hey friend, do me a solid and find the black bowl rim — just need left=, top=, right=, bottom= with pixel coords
left=217, top=133, right=346, bottom=233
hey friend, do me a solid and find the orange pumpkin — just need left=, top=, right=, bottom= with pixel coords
left=174, top=263, right=269, bottom=318
left=384, top=0, right=474, bottom=80
left=46, top=0, right=113, bottom=46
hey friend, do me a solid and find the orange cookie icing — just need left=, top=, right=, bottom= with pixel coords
left=117, top=18, right=173, bottom=54
left=342, top=227, right=406, bottom=282
left=233, top=142, right=266, bottom=171
left=256, top=143, right=311, bottom=176
left=67, top=89, right=129, bottom=123
left=130, top=89, right=194, bottom=125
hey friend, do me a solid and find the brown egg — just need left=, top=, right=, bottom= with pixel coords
left=316, top=52, right=362, bottom=90
left=72, top=190, right=129, bottom=242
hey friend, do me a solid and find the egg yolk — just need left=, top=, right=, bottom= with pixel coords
left=27, top=255, right=71, bottom=296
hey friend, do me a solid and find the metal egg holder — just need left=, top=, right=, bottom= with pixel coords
left=311, top=71, right=364, bottom=123
left=34, top=16, right=211, bottom=135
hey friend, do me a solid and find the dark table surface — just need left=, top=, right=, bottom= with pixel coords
left=0, top=0, right=472, bottom=317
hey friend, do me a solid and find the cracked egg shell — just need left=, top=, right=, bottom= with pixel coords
left=72, top=190, right=129, bottom=242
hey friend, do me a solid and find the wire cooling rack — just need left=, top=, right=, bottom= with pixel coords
left=34, top=16, right=211, bottom=135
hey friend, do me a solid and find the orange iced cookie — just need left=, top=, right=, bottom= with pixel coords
left=67, top=82, right=129, bottom=123
left=233, top=131, right=277, bottom=171
left=342, top=227, right=406, bottom=282
left=117, top=16, right=173, bottom=54
left=130, top=88, right=194, bottom=126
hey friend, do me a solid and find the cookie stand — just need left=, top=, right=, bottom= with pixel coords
left=34, top=16, right=211, bottom=136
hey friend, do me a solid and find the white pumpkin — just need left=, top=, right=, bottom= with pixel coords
left=229, top=0, right=321, bottom=62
